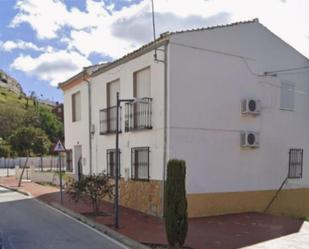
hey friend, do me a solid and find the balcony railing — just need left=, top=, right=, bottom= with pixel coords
left=125, top=97, right=152, bottom=131
left=100, top=106, right=121, bottom=134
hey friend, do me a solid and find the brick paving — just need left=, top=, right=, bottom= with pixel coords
left=0, top=176, right=305, bottom=249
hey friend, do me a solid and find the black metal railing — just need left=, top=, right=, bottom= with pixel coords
left=288, top=148, right=303, bottom=179
left=125, top=97, right=152, bottom=131
left=100, top=106, right=121, bottom=134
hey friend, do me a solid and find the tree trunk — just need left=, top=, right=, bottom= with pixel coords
left=18, top=154, right=29, bottom=187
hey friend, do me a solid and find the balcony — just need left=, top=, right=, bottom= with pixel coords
left=125, top=97, right=152, bottom=131
left=99, top=106, right=121, bottom=135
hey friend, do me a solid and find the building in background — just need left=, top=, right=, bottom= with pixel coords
left=59, top=19, right=309, bottom=218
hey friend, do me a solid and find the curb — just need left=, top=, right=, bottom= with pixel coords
left=50, top=202, right=150, bottom=249
left=0, top=184, right=31, bottom=197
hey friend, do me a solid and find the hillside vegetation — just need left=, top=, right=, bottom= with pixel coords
left=0, top=87, right=63, bottom=157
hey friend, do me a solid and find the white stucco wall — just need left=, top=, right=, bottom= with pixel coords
left=89, top=48, right=166, bottom=180
left=168, top=22, right=309, bottom=194
left=63, top=81, right=90, bottom=175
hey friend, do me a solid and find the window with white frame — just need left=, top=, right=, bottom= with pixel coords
left=131, top=147, right=149, bottom=181
left=72, top=91, right=81, bottom=122
left=280, top=81, right=295, bottom=111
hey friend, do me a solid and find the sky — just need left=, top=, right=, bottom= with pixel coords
left=0, top=0, right=308, bottom=102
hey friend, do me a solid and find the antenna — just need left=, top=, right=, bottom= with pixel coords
left=151, top=0, right=157, bottom=60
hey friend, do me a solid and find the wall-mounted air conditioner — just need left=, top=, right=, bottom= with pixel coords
left=240, top=131, right=259, bottom=148
left=241, top=98, right=261, bottom=115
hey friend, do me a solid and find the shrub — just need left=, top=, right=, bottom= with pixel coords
left=165, top=159, right=188, bottom=249
left=66, top=173, right=114, bottom=215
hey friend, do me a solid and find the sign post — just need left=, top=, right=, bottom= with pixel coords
left=54, top=140, right=66, bottom=205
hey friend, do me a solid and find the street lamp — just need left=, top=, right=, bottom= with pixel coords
left=115, top=92, right=134, bottom=229
left=114, top=92, right=146, bottom=229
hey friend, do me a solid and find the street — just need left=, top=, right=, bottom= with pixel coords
left=0, top=186, right=129, bottom=249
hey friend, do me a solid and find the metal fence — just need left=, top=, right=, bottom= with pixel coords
left=0, top=155, right=72, bottom=172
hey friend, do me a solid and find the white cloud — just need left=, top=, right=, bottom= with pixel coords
left=11, top=50, right=91, bottom=86
left=11, top=0, right=309, bottom=59
left=0, top=40, right=53, bottom=52
left=10, top=0, right=111, bottom=39
left=7, top=0, right=309, bottom=87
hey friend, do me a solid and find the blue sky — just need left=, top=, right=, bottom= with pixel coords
left=0, top=0, right=308, bottom=103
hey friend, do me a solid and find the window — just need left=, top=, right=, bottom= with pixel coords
left=106, top=149, right=120, bottom=177
left=280, top=82, right=295, bottom=111
left=125, top=67, right=152, bottom=131
left=134, top=67, right=150, bottom=98
left=131, top=147, right=150, bottom=181
left=72, top=91, right=81, bottom=122
left=66, top=150, right=73, bottom=172
left=99, top=80, right=120, bottom=134
left=288, top=148, right=303, bottom=179
left=107, top=80, right=120, bottom=108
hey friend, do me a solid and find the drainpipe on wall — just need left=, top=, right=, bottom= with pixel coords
left=161, top=42, right=168, bottom=217
left=84, top=70, right=93, bottom=175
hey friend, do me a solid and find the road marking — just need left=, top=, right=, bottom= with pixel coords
left=32, top=199, right=131, bottom=249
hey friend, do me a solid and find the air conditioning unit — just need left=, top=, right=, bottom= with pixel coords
left=241, top=99, right=261, bottom=115
left=240, top=131, right=259, bottom=148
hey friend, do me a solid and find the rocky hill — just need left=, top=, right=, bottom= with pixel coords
left=0, top=69, right=24, bottom=95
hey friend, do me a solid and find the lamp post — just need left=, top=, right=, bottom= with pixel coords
left=114, top=92, right=134, bottom=229
left=114, top=93, right=148, bottom=228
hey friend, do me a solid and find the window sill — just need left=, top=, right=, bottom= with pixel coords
left=280, top=108, right=294, bottom=111
left=100, top=131, right=122, bottom=135
left=125, top=126, right=152, bottom=132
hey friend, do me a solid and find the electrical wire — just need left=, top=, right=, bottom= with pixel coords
left=170, top=41, right=309, bottom=77
left=170, top=41, right=256, bottom=61
left=265, top=66, right=309, bottom=74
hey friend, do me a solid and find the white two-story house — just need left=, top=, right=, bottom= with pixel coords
left=59, top=19, right=309, bottom=218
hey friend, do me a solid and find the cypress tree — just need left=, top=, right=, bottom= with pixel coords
left=165, top=159, right=188, bottom=249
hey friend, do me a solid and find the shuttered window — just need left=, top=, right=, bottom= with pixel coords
left=280, top=82, right=295, bottom=111
left=72, top=91, right=81, bottom=122
left=107, top=80, right=120, bottom=107
left=134, top=67, right=150, bottom=98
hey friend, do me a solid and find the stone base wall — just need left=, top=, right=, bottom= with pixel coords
left=118, top=179, right=163, bottom=216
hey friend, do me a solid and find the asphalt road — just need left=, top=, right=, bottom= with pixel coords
left=0, top=187, right=129, bottom=249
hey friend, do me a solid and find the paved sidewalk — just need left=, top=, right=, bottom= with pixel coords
left=0, top=176, right=307, bottom=249
left=244, top=223, right=309, bottom=249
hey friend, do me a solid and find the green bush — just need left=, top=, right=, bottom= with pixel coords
left=165, top=159, right=188, bottom=249
left=66, top=174, right=114, bottom=215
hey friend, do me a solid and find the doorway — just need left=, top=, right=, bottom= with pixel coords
left=74, top=145, right=82, bottom=180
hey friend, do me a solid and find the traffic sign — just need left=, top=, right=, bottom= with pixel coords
left=54, top=140, right=65, bottom=152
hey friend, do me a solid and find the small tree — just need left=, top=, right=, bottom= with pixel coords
left=165, top=159, right=188, bottom=249
left=66, top=173, right=114, bottom=215
left=9, top=127, right=51, bottom=186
